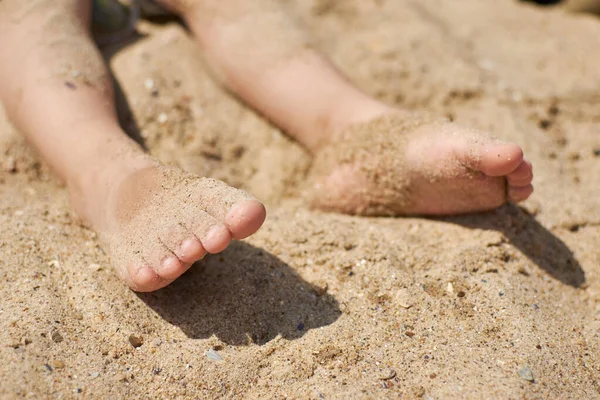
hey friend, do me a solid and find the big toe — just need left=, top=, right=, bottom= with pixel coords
left=477, top=142, right=524, bottom=177
left=225, top=199, right=267, bottom=240
left=197, top=179, right=266, bottom=240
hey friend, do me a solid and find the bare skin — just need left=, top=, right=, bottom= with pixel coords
left=162, top=0, right=533, bottom=214
left=0, top=0, right=533, bottom=290
left=0, top=0, right=265, bottom=291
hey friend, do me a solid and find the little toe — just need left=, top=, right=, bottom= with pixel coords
left=225, top=199, right=267, bottom=240
left=128, top=263, right=165, bottom=292
left=478, top=143, right=524, bottom=177
left=507, top=160, right=533, bottom=187
left=508, top=184, right=534, bottom=203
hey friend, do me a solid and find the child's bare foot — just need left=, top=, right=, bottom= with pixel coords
left=309, top=112, right=533, bottom=216
left=73, top=161, right=266, bottom=292
left=0, top=0, right=268, bottom=292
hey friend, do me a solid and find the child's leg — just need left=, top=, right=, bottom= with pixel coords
left=0, top=0, right=265, bottom=291
left=160, top=0, right=533, bottom=215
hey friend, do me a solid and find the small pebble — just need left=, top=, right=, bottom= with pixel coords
left=51, top=330, right=64, bottom=343
left=395, top=289, right=412, bottom=309
left=447, top=282, right=454, bottom=294
left=380, top=380, right=394, bottom=389
left=314, top=282, right=328, bottom=296
left=144, top=79, right=155, bottom=90
left=518, top=365, right=535, bottom=382
left=52, top=360, right=65, bottom=369
left=205, top=349, right=223, bottom=361
left=128, top=335, right=144, bottom=348
left=91, top=371, right=99, bottom=378
left=297, top=322, right=305, bottom=331
left=378, top=369, right=396, bottom=380
left=457, top=291, right=466, bottom=298
left=89, top=263, right=101, bottom=272
left=593, top=148, right=600, bottom=157
left=4, top=157, right=16, bottom=173
left=157, top=113, right=168, bottom=124
left=538, top=119, right=552, bottom=130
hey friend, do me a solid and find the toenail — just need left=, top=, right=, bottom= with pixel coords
left=201, top=225, right=231, bottom=253
left=225, top=199, right=267, bottom=239
left=162, top=256, right=180, bottom=271
left=203, top=226, right=222, bottom=243
left=178, top=238, right=199, bottom=258
left=133, top=266, right=159, bottom=288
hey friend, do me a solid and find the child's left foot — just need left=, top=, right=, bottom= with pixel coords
left=308, top=112, right=533, bottom=216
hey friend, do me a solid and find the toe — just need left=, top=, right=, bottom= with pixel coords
left=507, top=159, right=533, bottom=187
left=146, top=235, right=187, bottom=280
left=478, top=143, right=524, bottom=177
left=128, top=263, right=166, bottom=292
left=225, top=199, right=267, bottom=240
left=159, top=256, right=192, bottom=280
left=508, top=184, right=534, bottom=203
left=195, top=179, right=265, bottom=238
left=146, top=221, right=207, bottom=279
left=184, top=208, right=232, bottom=254
left=201, top=224, right=231, bottom=254
left=176, top=237, right=206, bottom=264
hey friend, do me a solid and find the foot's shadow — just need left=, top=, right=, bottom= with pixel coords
left=138, top=242, right=341, bottom=345
left=445, top=204, right=585, bottom=287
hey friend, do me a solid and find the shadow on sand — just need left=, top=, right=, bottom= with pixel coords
left=100, top=24, right=342, bottom=345
left=445, top=204, right=585, bottom=287
left=138, top=242, right=341, bottom=346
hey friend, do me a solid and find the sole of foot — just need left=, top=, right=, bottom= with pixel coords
left=308, top=113, right=533, bottom=216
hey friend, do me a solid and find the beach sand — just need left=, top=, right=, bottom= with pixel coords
left=1, top=0, right=599, bottom=398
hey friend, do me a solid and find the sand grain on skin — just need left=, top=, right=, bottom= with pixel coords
left=1, top=0, right=600, bottom=399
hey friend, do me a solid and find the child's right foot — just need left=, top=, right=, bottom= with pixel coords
left=73, top=162, right=266, bottom=292
left=307, top=111, right=534, bottom=216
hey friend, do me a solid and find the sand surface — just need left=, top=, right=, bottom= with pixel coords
left=1, top=0, right=600, bottom=398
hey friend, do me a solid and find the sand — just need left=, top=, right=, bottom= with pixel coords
left=1, top=0, right=599, bottom=398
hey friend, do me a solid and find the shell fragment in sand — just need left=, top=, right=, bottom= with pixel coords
left=205, top=349, right=223, bottom=361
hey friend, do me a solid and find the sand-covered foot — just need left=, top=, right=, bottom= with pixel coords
left=77, top=164, right=265, bottom=292
left=308, top=113, right=533, bottom=216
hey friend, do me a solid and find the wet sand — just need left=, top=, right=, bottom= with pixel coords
left=1, top=0, right=599, bottom=398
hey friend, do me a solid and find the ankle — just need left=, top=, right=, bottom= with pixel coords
left=305, top=96, right=394, bottom=153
